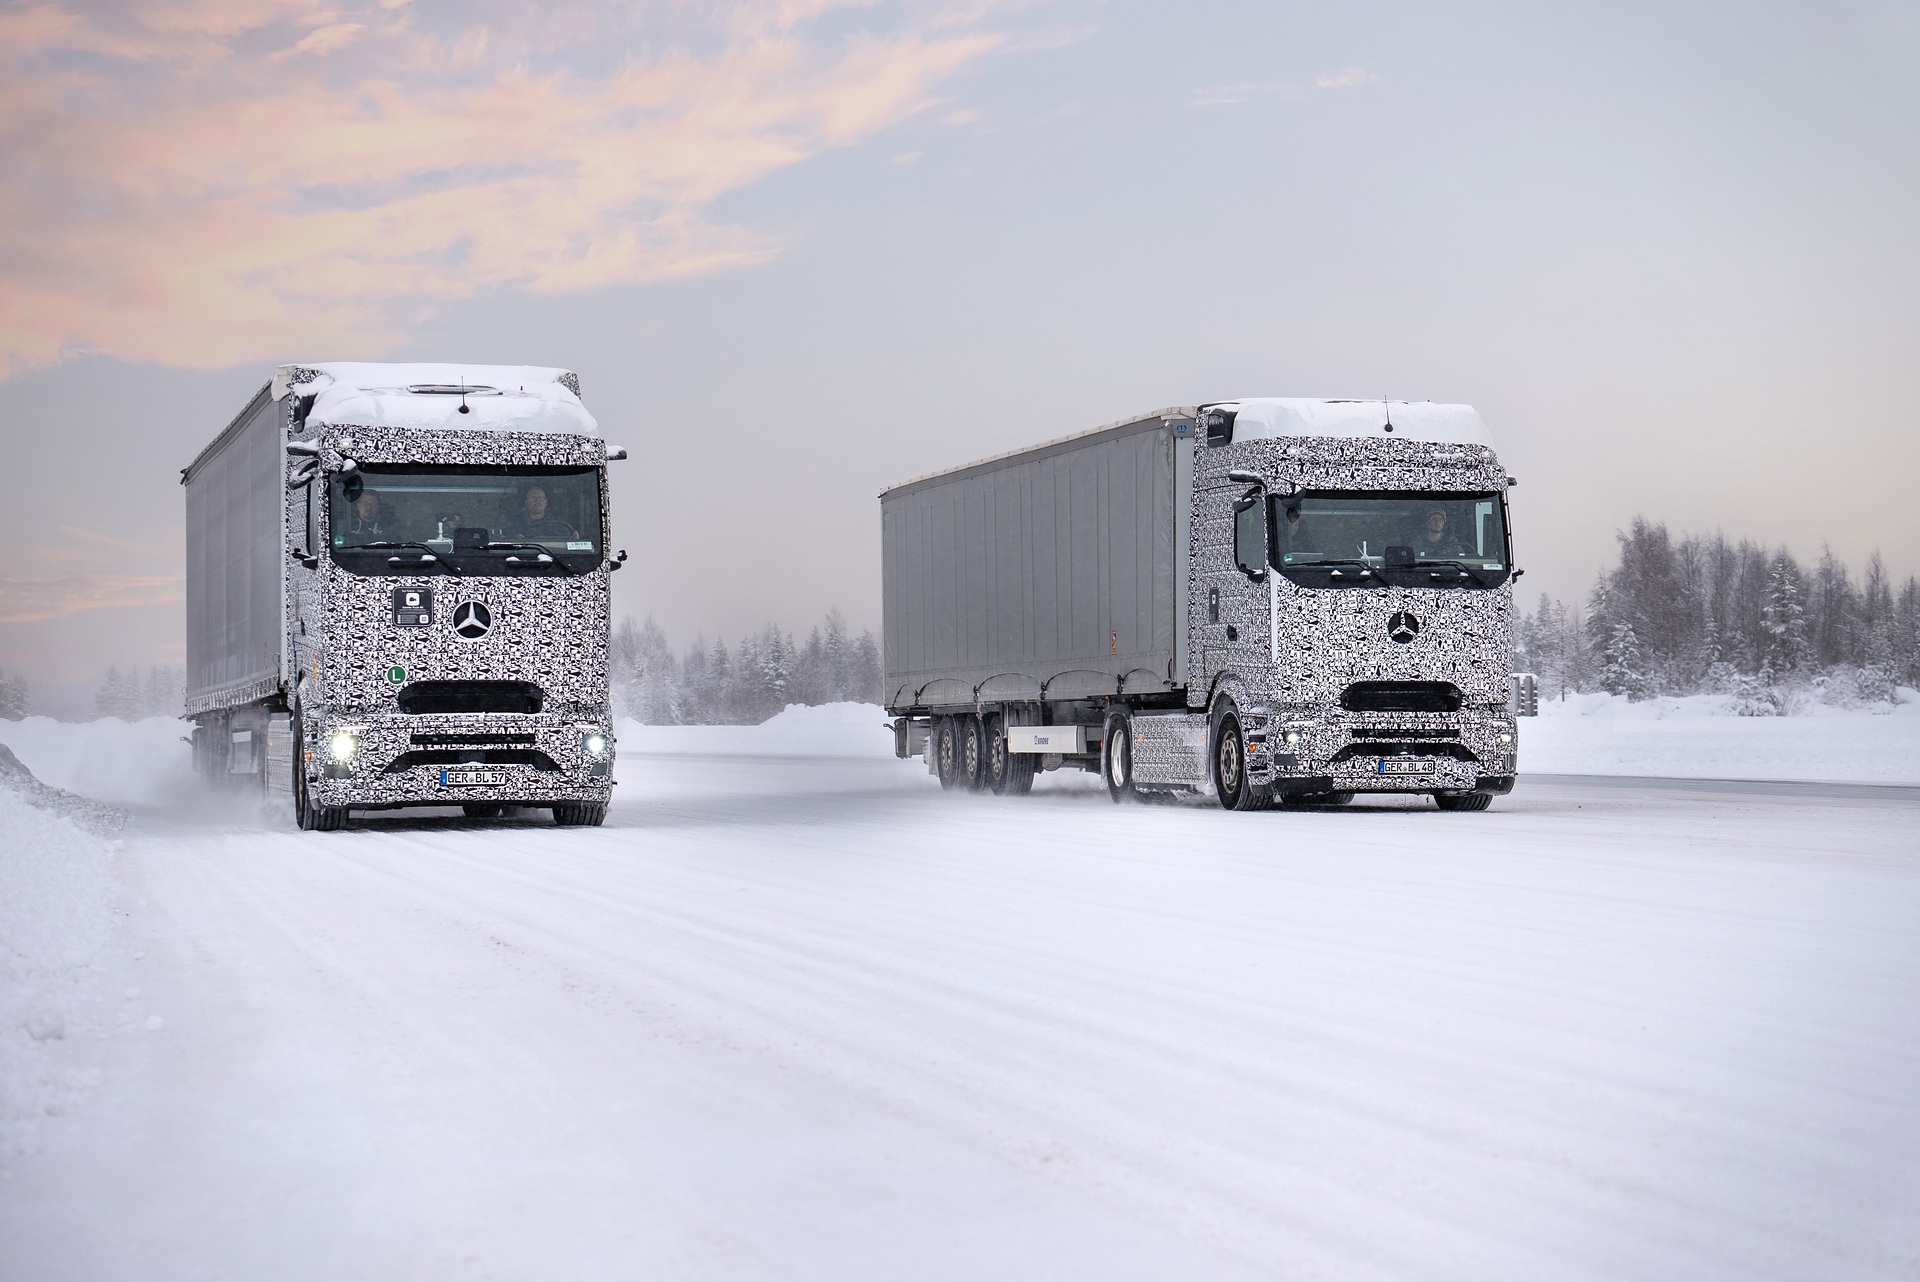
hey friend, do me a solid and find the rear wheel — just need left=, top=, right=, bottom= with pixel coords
left=552, top=802, right=608, bottom=826
left=1213, top=708, right=1271, bottom=812
left=960, top=715, right=990, bottom=793
left=935, top=717, right=964, bottom=791
left=1103, top=713, right=1134, bottom=803
left=1434, top=792, right=1493, bottom=812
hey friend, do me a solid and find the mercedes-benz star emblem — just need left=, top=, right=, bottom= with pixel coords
left=1387, top=611, right=1421, bottom=644
left=452, top=601, right=493, bottom=640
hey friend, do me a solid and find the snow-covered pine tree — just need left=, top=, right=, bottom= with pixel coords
left=0, top=669, right=29, bottom=720
left=1600, top=620, right=1646, bottom=699
left=95, top=665, right=133, bottom=720
left=1760, top=552, right=1811, bottom=679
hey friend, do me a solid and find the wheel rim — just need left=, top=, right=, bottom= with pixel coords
left=963, top=727, right=981, bottom=779
left=1108, top=732, right=1128, bottom=788
left=988, top=732, right=1006, bottom=782
left=1217, top=721, right=1241, bottom=794
left=939, top=724, right=956, bottom=777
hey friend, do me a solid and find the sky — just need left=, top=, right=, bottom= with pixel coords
left=1, top=0, right=1917, bottom=715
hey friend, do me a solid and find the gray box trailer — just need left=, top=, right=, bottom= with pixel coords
left=882, top=409, right=1191, bottom=711
left=184, top=386, right=288, bottom=716
left=881, top=399, right=1523, bottom=811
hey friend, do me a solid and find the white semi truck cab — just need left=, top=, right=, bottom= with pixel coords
left=881, top=398, right=1520, bottom=811
left=183, top=363, right=627, bottom=830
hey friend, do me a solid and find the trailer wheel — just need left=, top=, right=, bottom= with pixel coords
left=982, top=714, right=1028, bottom=796
left=553, top=802, right=608, bottom=826
left=1212, top=708, right=1272, bottom=812
left=960, top=715, right=990, bottom=793
left=1103, top=713, right=1135, bottom=803
left=292, top=712, right=347, bottom=832
left=934, top=717, right=964, bottom=791
left=1434, top=792, right=1493, bottom=812
left=989, top=716, right=1036, bottom=797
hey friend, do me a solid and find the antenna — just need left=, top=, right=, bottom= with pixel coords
left=458, top=374, right=470, bottom=414
left=1383, top=395, right=1394, bottom=433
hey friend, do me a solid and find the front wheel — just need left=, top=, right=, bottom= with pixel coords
left=1213, top=709, right=1271, bottom=812
left=1434, top=792, right=1493, bottom=812
left=292, top=712, right=347, bottom=832
left=552, top=802, right=608, bottom=827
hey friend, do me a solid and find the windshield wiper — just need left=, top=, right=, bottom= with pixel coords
left=1411, top=559, right=1501, bottom=586
left=1285, top=559, right=1377, bottom=580
left=352, top=541, right=466, bottom=575
left=480, top=541, right=584, bottom=576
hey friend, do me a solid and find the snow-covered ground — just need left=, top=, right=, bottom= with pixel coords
left=1524, top=687, right=1920, bottom=783
left=2, top=707, right=1918, bottom=1280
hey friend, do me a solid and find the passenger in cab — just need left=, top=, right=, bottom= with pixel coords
left=510, top=485, right=576, bottom=541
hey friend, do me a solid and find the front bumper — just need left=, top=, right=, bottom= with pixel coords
left=307, top=712, right=615, bottom=808
left=1247, top=707, right=1517, bottom=794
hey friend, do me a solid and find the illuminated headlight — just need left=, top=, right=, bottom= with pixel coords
left=326, top=730, right=359, bottom=762
left=1497, top=732, right=1514, bottom=746
left=581, top=731, right=610, bottom=758
left=1283, top=730, right=1303, bottom=746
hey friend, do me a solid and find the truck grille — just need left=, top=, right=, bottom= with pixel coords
left=381, top=748, right=561, bottom=773
left=1340, top=681, right=1462, bottom=713
left=396, top=680, right=544, bottom=715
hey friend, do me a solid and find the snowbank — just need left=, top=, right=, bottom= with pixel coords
left=1523, top=687, right=1920, bottom=783
left=0, top=716, right=194, bottom=807
left=616, top=702, right=897, bottom=758
left=0, top=783, right=124, bottom=1159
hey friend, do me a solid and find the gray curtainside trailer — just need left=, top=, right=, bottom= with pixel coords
left=881, top=399, right=1524, bottom=810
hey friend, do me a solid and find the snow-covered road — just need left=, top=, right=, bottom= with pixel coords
left=4, top=751, right=1918, bottom=1281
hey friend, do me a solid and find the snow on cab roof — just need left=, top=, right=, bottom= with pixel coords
left=274, top=362, right=599, bottom=437
left=1217, top=398, right=1494, bottom=447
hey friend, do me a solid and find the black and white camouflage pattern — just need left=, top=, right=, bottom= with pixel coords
left=285, top=384, right=616, bottom=810
left=1183, top=432, right=1517, bottom=794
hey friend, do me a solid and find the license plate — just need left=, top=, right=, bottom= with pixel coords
left=1377, top=758, right=1435, bottom=776
left=441, top=769, right=509, bottom=787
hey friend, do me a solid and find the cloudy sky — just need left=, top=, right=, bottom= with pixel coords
left=2, top=0, right=1916, bottom=713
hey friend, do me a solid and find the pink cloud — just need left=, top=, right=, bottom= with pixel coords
left=0, top=574, right=185, bottom=624
left=0, top=1, right=1006, bottom=376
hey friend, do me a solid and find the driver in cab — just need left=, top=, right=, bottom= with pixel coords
left=1411, top=506, right=1470, bottom=559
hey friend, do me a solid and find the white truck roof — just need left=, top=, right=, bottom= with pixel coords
left=1215, top=398, right=1494, bottom=446
left=274, top=362, right=599, bottom=436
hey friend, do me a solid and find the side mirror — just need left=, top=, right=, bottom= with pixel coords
left=1233, top=495, right=1267, bottom=578
left=606, top=549, right=628, bottom=572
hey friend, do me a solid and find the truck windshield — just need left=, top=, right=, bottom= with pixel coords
left=1271, top=490, right=1510, bottom=588
left=329, top=464, right=603, bottom=575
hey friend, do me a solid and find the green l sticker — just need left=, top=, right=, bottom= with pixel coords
left=386, top=665, right=406, bottom=685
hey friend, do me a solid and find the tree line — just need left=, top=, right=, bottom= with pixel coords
left=611, top=608, right=883, bottom=724
left=1518, top=519, right=1919, bottom=712
left=0, top=668, right=30, bottom=720
left=94, top=664, right=187, bottom=720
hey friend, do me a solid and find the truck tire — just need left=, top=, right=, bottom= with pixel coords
left=1434, top=792, right=1493, bottom=812
left=552, top=802, right=608, bottom=826
left=983, top=714, right=1034, bottom=796
left=1212, top=708, right=1272, bottom=812
left=960, top=715, right=990, bottom=793
left=1103, top=713, right=1135, bottom=803
left=292, top=713, right=347, bottom=832
left=934, top=717, right=965, bottom=791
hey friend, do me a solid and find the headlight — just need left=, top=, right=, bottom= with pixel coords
left=582, top=731, right=609, bottom=758
left=1497, top=732, right=1513, bottom=746
left=326, top=730, right=359, bottom=762
left=1283, top=730, right=1303, bottom=745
